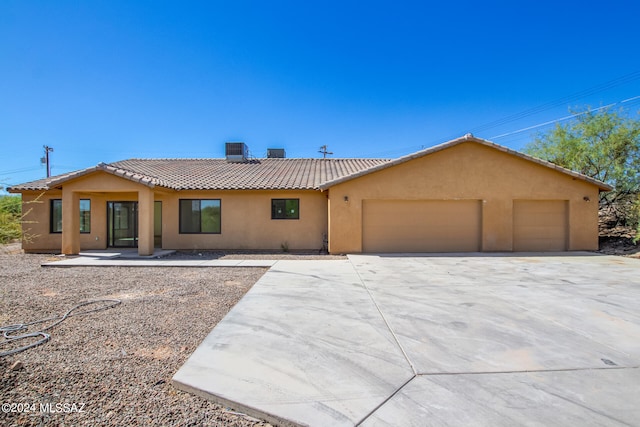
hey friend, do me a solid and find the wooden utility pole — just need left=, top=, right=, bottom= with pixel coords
left=43, top=145, right=54, bottom=177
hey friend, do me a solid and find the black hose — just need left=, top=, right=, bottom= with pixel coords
left=0, top=299, right=121, bottom=357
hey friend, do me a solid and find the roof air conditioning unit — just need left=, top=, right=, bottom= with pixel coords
left=267, top=148, right=286, bottom=158
left=225, top=142, right=248, bottom=163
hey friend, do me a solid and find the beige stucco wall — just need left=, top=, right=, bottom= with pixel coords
left=159, top=189, right=328, bottom=251
left=327, top=141, right=600, bottom=253
left=21, top=190, right=63, bottom=252
left=20, top=171, right=328, bottom=252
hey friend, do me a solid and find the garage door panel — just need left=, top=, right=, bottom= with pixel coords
left=513, top=200, right=568, bottom=251
left=363, top=200, right=482, bottom=253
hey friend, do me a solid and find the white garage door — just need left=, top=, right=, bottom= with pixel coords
left=362, top=200, right=482, bottom=253
left=513, top=200, right=568, bottom=251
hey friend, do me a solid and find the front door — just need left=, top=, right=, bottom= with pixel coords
left=107, top=201, right=138, bottom=248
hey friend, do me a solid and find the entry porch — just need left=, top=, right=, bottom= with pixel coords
left=61, top=185, right=160, bottom=257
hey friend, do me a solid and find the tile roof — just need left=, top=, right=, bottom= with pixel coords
left=7, top=135, right=612, bottom=193
left=8, top=158, right=391, bottom=191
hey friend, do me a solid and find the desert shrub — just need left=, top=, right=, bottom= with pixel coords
left=0, top=195, right=22, bottom=244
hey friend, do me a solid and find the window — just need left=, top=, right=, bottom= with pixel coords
left=50, top=199, right=91, bottom=233
left=272, top=199, right=299, bottom=220
left=50, top=200, right=63, bottom=233
left=179, top=199, right=221, bottom=233
left=80, top=199, right=91, bottom=233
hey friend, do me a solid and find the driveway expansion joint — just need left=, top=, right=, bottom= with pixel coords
left=352, top=260, right=417, bottom=376
left=354, top=375, right=417, bottom=426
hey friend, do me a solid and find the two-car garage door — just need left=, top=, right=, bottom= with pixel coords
left=362, top=200, right=482, bottom=252
left=362, top=199, right=568, bottom=252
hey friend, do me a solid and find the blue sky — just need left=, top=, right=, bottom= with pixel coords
left=2, top=1, right=640, bottom=189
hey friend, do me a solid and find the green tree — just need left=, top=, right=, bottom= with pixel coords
left=524, top=107, right=640, bottom=237
left=0, top=195, right=22, bottom=244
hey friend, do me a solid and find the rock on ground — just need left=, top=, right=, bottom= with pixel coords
left=0, top=250, right=272, bottom=427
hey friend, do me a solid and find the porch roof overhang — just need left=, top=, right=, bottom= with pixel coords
left=7, top=163, right=167, bottom=192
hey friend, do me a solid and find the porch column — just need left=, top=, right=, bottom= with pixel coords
left=61, top=189, right=80, bottom=255
left=137, top=187, right=155, bottom=256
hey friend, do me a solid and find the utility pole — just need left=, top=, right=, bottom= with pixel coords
left=318, top=145, right=333, bottom=159
left=43, top=145, right=54, bottom=177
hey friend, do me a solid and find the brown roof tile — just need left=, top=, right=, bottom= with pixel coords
left=7, top=158, right=391, bottom=192
left=7, top=135, right=612, bottom=193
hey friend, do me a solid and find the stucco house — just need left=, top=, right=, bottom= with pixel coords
left=8, top=135, right=611, bottom=255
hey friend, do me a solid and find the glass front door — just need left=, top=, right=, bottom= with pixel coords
left=107, top=202, right=138, bottom=247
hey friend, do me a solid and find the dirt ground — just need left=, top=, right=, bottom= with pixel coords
left=597, top=222, right=640, bottom=258
left=597, top=236, right=640, bottom=257
left=0, top=246, right=272, bottom=427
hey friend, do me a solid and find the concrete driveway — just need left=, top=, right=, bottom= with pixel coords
left=173, top=254, right=640, bottom=426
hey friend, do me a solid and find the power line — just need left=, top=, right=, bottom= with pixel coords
left=0, top=166, right=43, bottom=176
left=363, top=93, right=640, bottom=159
left=490, top=95, right=640, bottom=140
left=464, top=70, right=640, bottom=135
left=52, top=165, right=87, bottom=170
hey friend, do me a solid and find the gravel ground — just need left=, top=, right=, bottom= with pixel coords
left=0, top=247, right=272, bottom=426
left=168, top=250, right=346, bottom=261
